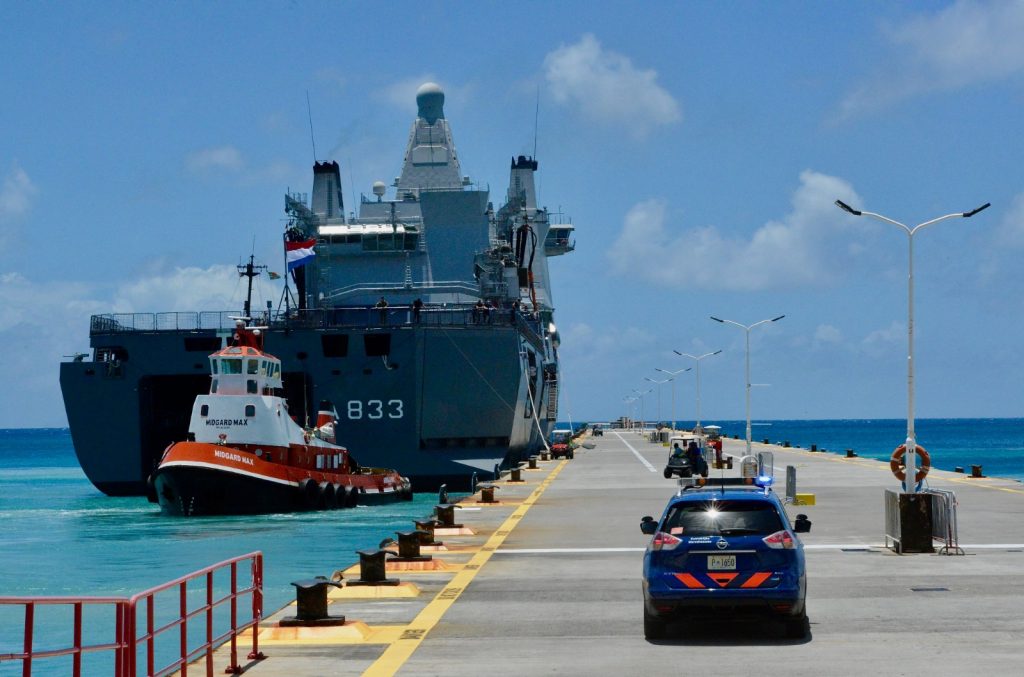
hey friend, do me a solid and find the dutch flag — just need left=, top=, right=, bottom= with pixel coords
left=285, top=238, right=316, bottom=271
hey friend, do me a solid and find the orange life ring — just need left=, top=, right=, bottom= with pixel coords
left=890, top=444, right=930, bottom=483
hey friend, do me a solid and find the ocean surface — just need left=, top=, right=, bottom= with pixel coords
left=1, top=422, right=1021, bottom=673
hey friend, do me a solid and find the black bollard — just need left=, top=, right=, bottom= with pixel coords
left=479, top=484, right=498, bottom=503
left=391, top=531, right=431, bottom=562
left=346, top=549, right=400, bottom=586
left=783, top=441, right=791, bottom=448
left=414, top=519, right=441, bottom=546
left=510, top=466, right=523, bottom=482
left=811, top=444, right=817, bottom=452
left=762, top=438, right=770, bottom=445
left=971, top=464, right=985, bottom=478
left=280, top=577, right=345, bottom=626
left=434, top=504, right=463, bottom=528
left=954, top=466, right=964, bottom=473
left=846, top=449, right=857, bottom=458
left=528, top=456, right=539, bottom=469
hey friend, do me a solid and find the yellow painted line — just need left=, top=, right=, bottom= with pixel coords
left=363, top=459, right=569, bottom=677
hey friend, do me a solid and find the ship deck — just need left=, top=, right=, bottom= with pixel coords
left=202, top=430, right=1024, bottom=676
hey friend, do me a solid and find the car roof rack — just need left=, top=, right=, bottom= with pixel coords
left=676, top=476, right=774, bottom=495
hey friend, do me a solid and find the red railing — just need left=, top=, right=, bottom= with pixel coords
left=0, top=552, right=265, bottom=677
left=0, top=596, right=131, bottom=676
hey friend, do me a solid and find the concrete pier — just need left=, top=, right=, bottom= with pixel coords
left=210, top=431, right=1024, bottom=676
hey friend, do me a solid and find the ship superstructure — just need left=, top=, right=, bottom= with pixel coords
left=60, top=83, right=575, bottom=494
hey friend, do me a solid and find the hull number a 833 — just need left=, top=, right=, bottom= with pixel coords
left=347, top=399, right=404, bottom=420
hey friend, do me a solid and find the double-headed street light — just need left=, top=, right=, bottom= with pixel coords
left=656, top=367, right=691, bottom=432
left=710, top=316, right=785, bottom=457
left=835, top=199, right=989, bottom=493
left=672, top=350, right=722, bottom=431
left=643, top=376, right=673, bottom=425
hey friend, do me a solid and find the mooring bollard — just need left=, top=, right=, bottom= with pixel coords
left=954, top=466, right=964, bottom=473
left=971, top=464, right=985, bottom=478
left=510, top=466, right=523, bottom=482
left=811, top=444, right=817, bottom=452
left=846, top=449, right=857, bottom=458
left=540, top=451, right=550, bottom=461
left=762, top=438, right=770, bottom=445
left=783, top=441, right=791, bottom=448
left=347, top=549, right=400, bottom=586
left=479, top=484, right=498, bottom=503
left=434, top=504, right=463, bottom=528
left=528, top=456, right=539, bottom=470
left=392, top=531, right=431, bottom=561
left=414, top=519, right=440, bottom=545
left=280, top=577, right=345, bottom=626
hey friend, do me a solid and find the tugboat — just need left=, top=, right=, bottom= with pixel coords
left=151, top=319, right=412, bottom=516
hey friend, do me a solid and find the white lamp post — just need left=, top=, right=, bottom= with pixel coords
left=643, top=376, right=673, bottom=426
left=656, top=367, right=691, bottom=432
left=632, top=388, right=653, bottom=432
left=672, top=350, right=722, bottom=431
left=835, top=199, right=989, bottom=493
left=710, top=316, right=784, bottom=457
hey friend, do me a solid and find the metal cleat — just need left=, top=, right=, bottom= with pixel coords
left=389, top=531, right=432, bottom=562
left=346, top=549, right=401, bottom=586
left=479, top=484, right=499, bottom=503
left=279, top=576, right=345, bottom=626
left=434, top=504, right=463, bottom=528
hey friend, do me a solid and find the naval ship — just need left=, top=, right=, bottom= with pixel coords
left=59, top=82, right=575, bottom=495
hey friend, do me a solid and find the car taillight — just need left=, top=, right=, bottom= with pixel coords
left=652, top=531, right=682, bottom=551
left=762, top=530, right=796, bottom=549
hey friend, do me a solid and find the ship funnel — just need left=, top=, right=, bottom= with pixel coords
left=416, top=82, right=445, bottom=124
left=316, top=400, right=337, bottom=443
left=312, top=161, right=344, bottom=220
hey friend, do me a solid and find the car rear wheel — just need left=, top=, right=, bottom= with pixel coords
left=663, top=468, right=673, bottom=479
left=784, top=612, right=808, bottom=639
left=643, top=607, right=668, bottom=640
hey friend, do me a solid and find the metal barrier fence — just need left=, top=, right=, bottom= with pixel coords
left=926, top=489, right=964, bottom=555
left=0, top=597, right=131, bottom=676
left=883, top=489, right=901, bottom=552
left=0, top=552, right=263, bottom=676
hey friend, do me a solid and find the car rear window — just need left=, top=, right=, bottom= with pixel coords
left=662, top=500, right=784, bottom=536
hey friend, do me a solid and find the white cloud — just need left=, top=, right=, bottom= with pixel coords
left=836, top=0, right=1024, bottom=120
left=992, top=191, right=1024, bottom=247
left=0, top=164, right=36, bottom=221
left=112, top=264, right=278, bottom=314
left=814, top=324, right=844, bottom=345
left=185, top=145, right=244, bottom=173
left=607, top=171, right=863, bottom=291
left=543, top=34, right=681, bottom=137
left=861, top=320, right=906, bottom=357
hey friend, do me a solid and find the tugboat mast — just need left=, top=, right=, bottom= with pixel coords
left=237, top=254, right=267, bottom=320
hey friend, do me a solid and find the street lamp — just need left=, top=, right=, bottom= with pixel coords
left=835, top=199, right=989, bottom=493
left=643, top=376, right=673, bottom=426
left=632, top=388, right=653, bottom=432
left=710, top=316, right=785, bottom=458
left=623, top=396, right=637, bottom=429
left=672, top=350, right=722, bottom=431
left=656, top=367, right=691, bottom=432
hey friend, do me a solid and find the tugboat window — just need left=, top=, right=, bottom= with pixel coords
left=245, top=404, right=256, bottom=417
left=247, top=379, right=258, bottom=394
left=211, top=379, right=218, bottom=393
left=247, top=359, right=259, bottom=375
left=211, top=360, right=218, bottom=374
left=200, top=404, right=209, bottom=417
left=222, top=359, right=242, bottom=374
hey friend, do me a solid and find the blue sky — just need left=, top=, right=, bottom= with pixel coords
left=2, top=1, right=1024, bottom=427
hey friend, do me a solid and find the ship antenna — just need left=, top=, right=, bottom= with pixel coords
left=237, top=253, right=267, bottom=322
left=306, top=90, right=318, bottom=163
left=532, top=84, right=540, bottom=160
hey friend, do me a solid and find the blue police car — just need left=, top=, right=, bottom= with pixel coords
left=640, top=478, right=811, bottom=639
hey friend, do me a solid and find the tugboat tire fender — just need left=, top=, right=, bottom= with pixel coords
left=318, top=481, right=336, bottom=509
left=298, top=478, right=319, bottom=510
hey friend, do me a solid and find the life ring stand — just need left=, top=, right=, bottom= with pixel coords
left=890, top=444, right=930, bottom=483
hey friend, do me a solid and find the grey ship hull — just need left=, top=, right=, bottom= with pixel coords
left=60, top=313, right=554, bottom=495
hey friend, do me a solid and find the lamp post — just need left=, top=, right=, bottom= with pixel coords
left=835, top=199, right=989, bottom=493
left=632, top=388, right=653, bottom=432
left=623, top=396, right=637, bottom=429
left=710, top=316, right=784, bottom=457
left=672, top=350, right=722, bottom=431
left=643, top=376, right=673, bottom=426
left=656, top=367, right=691, bottom=432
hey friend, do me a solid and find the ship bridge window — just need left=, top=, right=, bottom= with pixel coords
left=361, top=233, right=419, bottom=252
left=211, top=379, right=218, bottom=394
left=211, top=360, right=218, bottom=375
left=247, top=359, right=259, bottom=375
left=200, top=404, right=209, bottom=417
left=245, top=404, right=256, bottom=417
left=247, top=379, right=258, bottom=394
left=222, top=359, right=242, bottom=374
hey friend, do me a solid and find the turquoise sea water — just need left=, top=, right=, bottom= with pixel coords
left=0, top=428, right=444, bottom=675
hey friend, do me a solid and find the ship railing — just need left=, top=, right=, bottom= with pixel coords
left=90, top=311, right=243, bottom=334
left=320, top=280, right=481, bottom=302
left=0, top=552, right=263, bottom=677
left=0, top=596, right=131, bottom=676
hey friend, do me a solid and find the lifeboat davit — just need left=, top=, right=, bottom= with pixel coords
left=151, top=321, right=412, bottom=516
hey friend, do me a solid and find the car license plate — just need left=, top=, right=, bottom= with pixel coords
left=708, top=555, right=736, bottom=570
